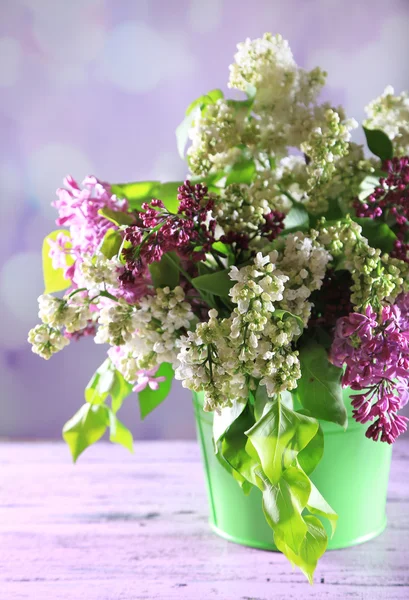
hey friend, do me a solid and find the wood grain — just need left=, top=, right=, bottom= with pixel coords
left=0, top=441, right=408, bottom=599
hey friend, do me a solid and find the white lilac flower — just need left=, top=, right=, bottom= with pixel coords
left=28, top=324, right=69, bottom=359
left=95, top=298, right=137, bottom=346
left=37, top=293, right=93, bottom=334
left=76, top=253, right=121, bottom=295
left=365, top=86, right=409, bottom=156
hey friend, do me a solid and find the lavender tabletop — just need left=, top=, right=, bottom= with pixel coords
left=1, top=441, right=408, bottom=599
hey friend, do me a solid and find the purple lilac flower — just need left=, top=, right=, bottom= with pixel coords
left=354, top=156, right=409, bottom=262
left=330, top=294, right=409, bottom=443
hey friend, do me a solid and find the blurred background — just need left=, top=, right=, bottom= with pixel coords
left=1, top=0, right=409, bottom=441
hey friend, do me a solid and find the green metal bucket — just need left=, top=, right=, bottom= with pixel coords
left=193, top=388, right=392, bottom=550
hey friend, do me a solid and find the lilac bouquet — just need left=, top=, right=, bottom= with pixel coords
left=29, top=33, right=409, bottom=581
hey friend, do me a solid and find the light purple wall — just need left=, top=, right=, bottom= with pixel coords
left=1, top=0, right=409, bottom=440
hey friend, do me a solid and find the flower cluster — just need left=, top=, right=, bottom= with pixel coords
left=318, top=217, right=409, bottom=311
left=122, top=181, right=216, bottom=274
left=51, top=175, right=129, bottom=283
left=354, top=156, right=409, bottom=262
left=364, top=86, right=409, bottom=157
left=176, top=237, right=330, bottom=411
left=331, top=297, right=409, bottom=443
left=98, top=286, right=195, bottom=371
left=214, top=179, right=286, bottom=249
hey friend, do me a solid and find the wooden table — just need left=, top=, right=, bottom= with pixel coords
left=0, top=441, right=408, bottom=600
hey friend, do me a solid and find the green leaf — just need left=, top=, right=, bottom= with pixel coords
left=213, top=399, right=248, bottom=452
left=354, top=217, right=397, bottom=253
left=225, top=159, right=255, bottom=186
left=154, top=181, right=182, bottom=214
left=85, top=359, right=133, bottom=412
left=111, top=181, right=160, bottom=210
left=297, top=422, right=324, bottom=475
left=192, top=270, right=233, bottom=297
left=212, top=241, right=232, bottom=257
left=260, top=467, right=311, bottom=554
left=246, top=399, right=319, bottom=484
left=283, top=205, right=309, bottom=231
left=138, top=363, right=174, bottom=419
left=108, top=410, right=133, bottom=452
left=110, top=370, right=133, bottom=414
left=358, top=174, right=381, bottom=201
left=85, top=359, right=115, bottom=405
left=42, top=230, right=73, bottom=294
left=149, top=252, right=180, bottom=289
left=98, top=207, right=135, bottom=226
left=99, top=229, right=123, bottom=259
left=273, top=515, right=328, bottom=584
left=363, top=127, right=394, bottom=161
left=176, top=106, right=201, bottom=159
left=62, top=404, right=108, bottom=462
left=298, top=341, right=347, bottom=428
left=306, top=481, right=338, bottom=537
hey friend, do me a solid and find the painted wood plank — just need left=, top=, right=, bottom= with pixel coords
left=0, top=441, right=408, bottom=599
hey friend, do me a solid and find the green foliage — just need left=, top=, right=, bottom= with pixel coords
left=214, top=394, right=337, bottom=582
left=98, top=207, right=135, bottom=226
left=62, top=403, right=109, bottom=462
left=138, top=363, right=174, bottom=419
left=99, top=229, right=123, bottom=259
left=176, top=89, right=224, bottom=159
left=85, top=359, right=133, bottom=412
left=225, top=158, right=255, bottom=185
left=42, top=230, right=73, bottom=294
left=363, top=127, right=394, bottom=161
left=297, top=341, right=347, bottom=428
left=192, top=269, right=233, bottom=297
left=149, top=252, right=180, bottom=289
left=111, top=181, right=160, bottom=210
left=354, top=217, right=397, bottom=253
left=283, top=205, right=309, bottom=232
left=108, top=411, right=133, bottom=452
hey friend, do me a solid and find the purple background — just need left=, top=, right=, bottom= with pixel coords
left=1, top=0, right=409, bottom=440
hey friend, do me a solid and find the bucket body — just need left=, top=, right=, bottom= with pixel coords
left=193, top=388, right=392, bottom=550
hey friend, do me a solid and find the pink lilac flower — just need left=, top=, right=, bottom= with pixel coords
left=122, top=180, right=216, bottom=275
left=330, top=294, right=409, bottom=443
left=108, top=346, right=165, bottom=393
left=52, top=175, right=130, bottom=281
left=354, top=156, right=409, bottom=261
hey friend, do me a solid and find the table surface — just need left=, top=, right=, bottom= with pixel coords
left=0, top=441, right=408, bottom=600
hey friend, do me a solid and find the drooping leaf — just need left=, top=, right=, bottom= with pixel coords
left=110, top=370, right=133, bottom=414
left=273, top=515, right=328, bottom=584
left=138, top=363, right=174, bottom=419
left=306, top=481, right=338, bottom=538
left=62, top=403, right=109, bottom=462
left=260, top=467, right=311, bottom=554
left=225, top=158, right=255, bottom=186
left=297, top=341, right=347, bottom=428
left=213, top=399, right=248, bottom=452
left=149, top=252, right=180, bottom=289
left=283, top=205, right=309, bottom=232
left=363, top=127, right=394, bottom=161
left=42, top=229, right=73, bottom=294
left=99, top=228, right=123, bottom=259
left=98, top=207, right=135, bottom=226
left=297, top=421, right=324, bottom=476
left=84, top=358, right=115, bottom=405
left=246, top=398, right=319, bottom=484
left=192, top=269, right=233, bottom=297
left=354, top=217, right=397, bottom=253
left=108, top=410, right=133, bottom=452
